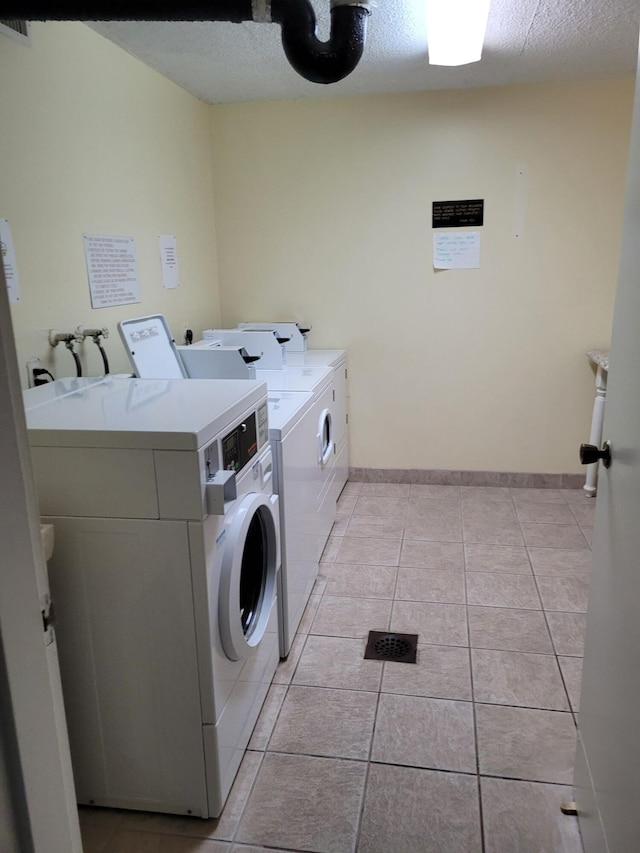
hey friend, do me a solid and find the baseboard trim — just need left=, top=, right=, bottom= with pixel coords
left=348, top=468, right=585, bottom=489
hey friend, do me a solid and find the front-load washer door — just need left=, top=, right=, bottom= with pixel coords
left=317, top=407, right=333, bottom=468
left=219, top=493, right=279, bottom=661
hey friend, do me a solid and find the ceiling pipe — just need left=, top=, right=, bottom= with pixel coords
left=0, top=0, right=372, bottom=84
left=271, top=0, right=371, bottom=84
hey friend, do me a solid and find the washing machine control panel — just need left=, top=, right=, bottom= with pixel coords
left=222, top=412, right=258, bottom=472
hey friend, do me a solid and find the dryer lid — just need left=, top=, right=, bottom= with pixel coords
left=118, top=314, right=186, bottom=379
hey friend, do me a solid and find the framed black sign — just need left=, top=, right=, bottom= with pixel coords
left=432, top=199, right=484, bottom=228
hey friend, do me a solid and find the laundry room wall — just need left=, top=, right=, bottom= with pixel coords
left=210, top=81, right=634, bottom=475
left=1, top=22, right=221, bottom=385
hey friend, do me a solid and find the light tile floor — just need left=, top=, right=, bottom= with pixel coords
left=80, top=482, right=593, bottom=853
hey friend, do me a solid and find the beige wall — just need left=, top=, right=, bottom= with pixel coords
left=210, top=82, right=634, bottom=473
left=1, top=24, right=633, bottom=475
left=1, top=23, right=221, bottom=384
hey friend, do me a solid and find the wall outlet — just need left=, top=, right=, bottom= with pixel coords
left=26, top=357, right=42, bottom=388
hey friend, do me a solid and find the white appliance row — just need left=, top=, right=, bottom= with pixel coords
left=118, top=316, right=348, bottom=657
left=23, top=376, right=280, bottom=818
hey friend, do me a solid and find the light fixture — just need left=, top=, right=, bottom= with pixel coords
left=426, top=0, right=491, bottom=66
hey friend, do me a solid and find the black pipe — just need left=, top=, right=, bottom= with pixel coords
left=272, top=1, right=369, bottom=84
left=0, top=0, right=370, bottom=84
left=0, top=0, right=254, bottom=21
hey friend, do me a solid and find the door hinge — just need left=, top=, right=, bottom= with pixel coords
left=42, top=599, right=56, bottom=632
left=42, top=597, right=57, bottom=645
left=346, top=414, right=349, bottom=424
left=332, top=390, right=335, bottom=402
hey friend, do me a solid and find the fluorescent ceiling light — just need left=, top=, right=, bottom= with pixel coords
left=426, top=0, right=491, bottom=66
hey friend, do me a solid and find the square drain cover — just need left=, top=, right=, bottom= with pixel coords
left=364, top=631, right=418, bottom=664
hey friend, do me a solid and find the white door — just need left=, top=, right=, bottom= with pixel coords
left=573, top=44, right=640, bottom=853
left=0, top=262, right=82, bottom=852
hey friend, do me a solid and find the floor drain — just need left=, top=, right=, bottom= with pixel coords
left=364, top=631, right=418, bottom=664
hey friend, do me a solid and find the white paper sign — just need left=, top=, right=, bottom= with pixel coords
left=0, top=218, right=20, bottom=303
left=83, top=234, right=140, bottom=309
left=433, top=231, right=481, bottom=270
left=158, top=234, right=180, bottom=289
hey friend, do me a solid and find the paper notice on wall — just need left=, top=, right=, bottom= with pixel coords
left=0, top=218, right=20, bottom=303
left=158, top=234, right=180, bottom=289
left=83, top=234, right=140, bottom=309
left=433, top=231, right=481, bottom=270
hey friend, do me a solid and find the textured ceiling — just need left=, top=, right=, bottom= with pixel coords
left=89, top=0, right=640, bottom=104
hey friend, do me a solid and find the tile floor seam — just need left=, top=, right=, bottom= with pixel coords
left=259, top=682, right=292, bottom=755
left=463, top=557, right=487, bottom=853
left=557, top=661, right=581, bottom=724
left=353, top=663, right=385, bottom=853
left=282, top=682, right=383, bottom=698
left=367, top=759, right=478, bottom=777
left=387, top=512, right=405, bottom=625
left=376, top=687, right=473, bottom=702
left=227, top=750, right=266, bottom=847
left=529, top=571, right=581, bottom=727
left=517, top=508, right=582, bottom=725
left=264, top=747, right=370, bottom=767
left=468, top=697, right=574, bottom=713
left=352, top=511, right=391, bottom=852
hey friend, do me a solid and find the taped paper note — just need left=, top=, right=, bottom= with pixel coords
left=433, top=231, right=481, bottom=270
left=159, top=234, right=180, bottom=289
left=0, top=218, right=20, bottom=302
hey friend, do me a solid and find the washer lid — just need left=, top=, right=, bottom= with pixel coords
left=267, top=390, right=315, bottom=438
left=24, top=377, right=268, bottom=451
left=286, top=349, right=346, bottom=369
left=256, top=366, right=332, bottom=394
left=118, top=314, right=186, bottom=379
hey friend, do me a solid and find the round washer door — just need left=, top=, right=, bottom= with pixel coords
left=218, top=492, right=279, bottom=661
left=317, top=407, right=333, bottom=467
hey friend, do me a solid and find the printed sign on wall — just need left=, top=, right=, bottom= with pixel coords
left=83, top=234, right=140, bottom=309
left=432, top=199, right=484, bottom=228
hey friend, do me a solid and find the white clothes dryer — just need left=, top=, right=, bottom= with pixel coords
left=268, top=389, right=333, bottom=657
left=257, top=367, right=337, bottom=555
left=285, top=349, right=349, bottom=497
left=24, top=376, right=280, bottom=819
left=231, top=322, right=348, bottom=495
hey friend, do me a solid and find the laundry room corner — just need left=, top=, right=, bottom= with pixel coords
left=210, top=81, right=634, bottom=478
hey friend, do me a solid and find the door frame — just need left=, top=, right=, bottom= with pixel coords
left=0, top=261, right=82, bottom=852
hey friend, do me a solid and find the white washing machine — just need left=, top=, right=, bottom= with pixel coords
left=23, top=376, right=280, bottom=819
left=237, top=321, right=310, bottom=353
left=117, top=316, right=336, bottom=653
